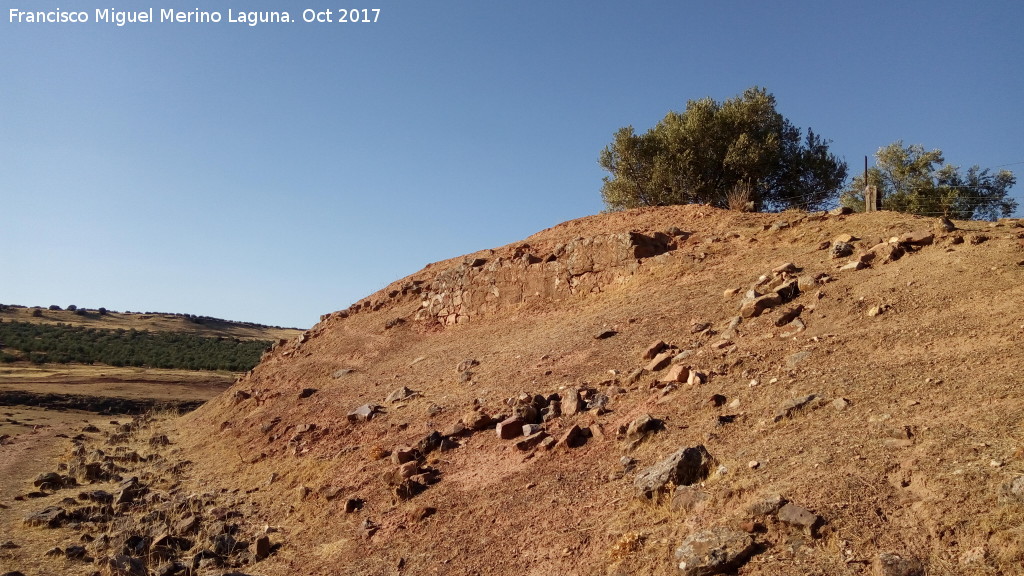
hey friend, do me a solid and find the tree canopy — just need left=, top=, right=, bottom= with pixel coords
left=599, top=87, right=848, bottom=212
left=840, top=142, right=1017, bottom=220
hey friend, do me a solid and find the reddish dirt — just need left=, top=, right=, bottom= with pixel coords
left=5, top=205, right=1024, bottom=576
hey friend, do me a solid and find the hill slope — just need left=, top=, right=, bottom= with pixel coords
left=168, top=207, right=1024, bottom=574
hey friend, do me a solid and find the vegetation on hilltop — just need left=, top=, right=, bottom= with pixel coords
left=0, top=320, right=272, bottom=371
left=599, top=86, right=848, bottom=212
left=841, top=141, right=1018, bottom=219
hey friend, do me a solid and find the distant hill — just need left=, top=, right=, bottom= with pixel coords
left=0, top=304, right=305, bottom=372
left=0, top=304, right=304, bottom=341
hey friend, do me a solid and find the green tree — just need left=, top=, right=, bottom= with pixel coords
left=600, top=87, right=848, bottom=212
left=841, top=141, right=1017, bottom=219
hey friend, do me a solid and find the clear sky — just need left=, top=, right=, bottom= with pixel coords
left=3, top=1, right=1022, bottom=328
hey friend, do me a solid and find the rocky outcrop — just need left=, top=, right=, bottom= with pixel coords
left=310, top=232, right=674, bottom=327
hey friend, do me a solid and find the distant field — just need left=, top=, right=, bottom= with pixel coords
left=0, top=304, right=296, bottom=421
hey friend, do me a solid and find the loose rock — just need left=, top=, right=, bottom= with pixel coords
left=674, top=528, right=755, bottom=576
left=635, top=446, right=716, bottom=500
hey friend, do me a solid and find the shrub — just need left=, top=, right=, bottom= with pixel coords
left=31, top=308, right=43, bottom=317
left=67, top=304, right=77, bottom=311
left=48, top=305, right=62, bottom=311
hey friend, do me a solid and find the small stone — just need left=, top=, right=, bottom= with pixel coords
left=253, top=535, right=271, bottom=560
left=832, top=398, right=850, bottom=411
left=522, top=424, right=542, bottom=436
left=786, top=350, right=811, bottom=368
left=561, top=387, right=583, bottom=415
left=646, top=351, right=675, bottom=372
left=663, top=364, right=690, bottom=383
left=386, top=386, right=416, bottom=403
left=460, top=410, right=494, bottom=431
left=899, top=231, right=934, bottom=246
left=686, top=371, right=707, bottom=386
left=514, top=431, right=550, bottom=451
left=708, top=394, right=726, bottom=407
left=625, top=368, right=647, bottom=384
left=772, top=262, right=800, bottom=274
left=347, top=404, right=382, bottom=422
left=748, top=460, right=760, bottom=469
left=874, top=553, right=924, bottom=576
left=595, top=330, right=618, bottom=340
left=774, top=305, right=804, bottom=327
left=777, top=502, right=821, bottom=535
left=773, top=394, right=817, bottom=422
left=831, top=241, right=854, bottom=258
left=298, top=387, right=318, bottom=398
left=344, top=497, right=364, bottom=513
left=746, top=494, right=785, bottom=516
left=739, top=292, right=783, bottom=318
left=840, top=260, right=865, bottom=271
left=557, top=425, right=587, bottom=449
left=642, top=340, right=667, bottom=360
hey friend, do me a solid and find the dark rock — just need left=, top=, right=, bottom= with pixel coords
left=34, top=471, right=74, bottom=491
left=24, top=506, right=67, bottom=528
left=64, top=545, right=88, bottom=560
left=77, top=490, right=114, bottom=504
left=416, top=431, right=443, bottom=455
left=674, top=528, right=756, bottom=576
left=394, top=479, right=425, bottom=500
left=103, top=554, right=148, bottom=576
left=344, top=498, right=364, bottom=513
left=595, top=330, right=618, bottom=339
left=586, top=393, right=610, bottom=412
left=635, top=446, right=716, bottom=500
left=298, top=388, right=318, bottom=398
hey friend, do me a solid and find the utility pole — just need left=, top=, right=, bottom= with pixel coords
left=864, top=155, right=880, bottom=212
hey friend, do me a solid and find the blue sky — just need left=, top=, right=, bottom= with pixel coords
left=3, top=1, right=1022, bottom=328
